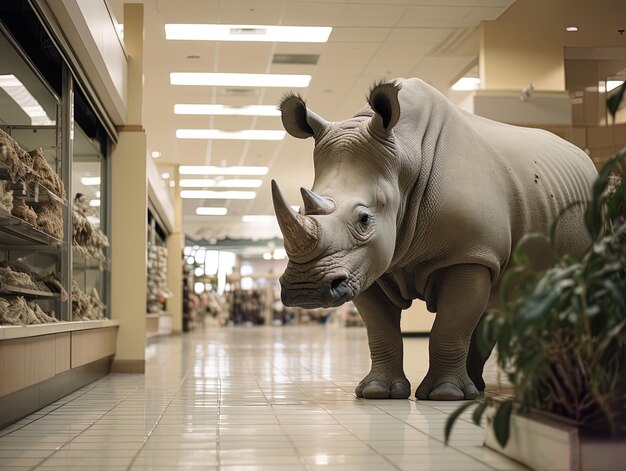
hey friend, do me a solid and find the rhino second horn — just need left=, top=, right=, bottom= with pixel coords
left=271, top=180, right=321, bottom=258
left=300, top=187, right=335, bottom=215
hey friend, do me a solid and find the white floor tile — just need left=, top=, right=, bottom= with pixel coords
left=0, top=324, right=517, bottom=470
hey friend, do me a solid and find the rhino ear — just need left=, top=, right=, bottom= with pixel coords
left=368, top=81, right=401, bottom=131
left=279, top=94, right=328, bottom=139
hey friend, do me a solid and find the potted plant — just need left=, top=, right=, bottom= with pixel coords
left=444, top=84, right=626, bottom=471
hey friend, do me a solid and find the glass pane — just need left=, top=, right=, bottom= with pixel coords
left=0, top=26, right=64, bottom=323
left=71, top=123, right=108, bottom=320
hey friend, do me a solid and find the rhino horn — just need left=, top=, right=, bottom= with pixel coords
left=271, top=180, right=321, bottom=258
left=300, top=187, right=335, bottom=215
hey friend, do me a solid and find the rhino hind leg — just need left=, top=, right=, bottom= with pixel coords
left=466, top=314, right=495, bottom=391
left=353, top=284, right=410, bottom=399
left=416, top=264, right=491, bottom=401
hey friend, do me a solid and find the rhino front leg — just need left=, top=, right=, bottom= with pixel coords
left=416, top=264, right=491, bottom=401
left=353, top=283, right=410, bottom=399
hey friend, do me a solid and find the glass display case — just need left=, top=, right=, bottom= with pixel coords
left=71, top=122, right=109, bottom=321
left=0, top=20, right=67, bottom=324
left=0, top=15, right=110, bottom=326
left=146, top=208, right=171, bottom=337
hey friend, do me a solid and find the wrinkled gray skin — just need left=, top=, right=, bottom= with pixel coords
left=272, top=78, right=597, bottom=400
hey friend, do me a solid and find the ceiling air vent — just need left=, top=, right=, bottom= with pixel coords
left=272, top=54, right=319, bottom=65
left=220, top=88, right=259, bottom=97
left=229, top=27, right=266, bottom=36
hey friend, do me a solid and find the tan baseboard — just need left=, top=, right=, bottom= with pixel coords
left=111, top=359, right=145, bottom=374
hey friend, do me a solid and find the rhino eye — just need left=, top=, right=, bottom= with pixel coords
left=359, top=213, right=371, bottom=226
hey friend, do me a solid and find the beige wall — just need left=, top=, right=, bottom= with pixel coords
left=401, top=300, right=434, bottom=334
left=480, top=0, right=626, bottom=91
left=110, top=129, right=147, bottom=366
left=110, top=4, right=147, bottom=371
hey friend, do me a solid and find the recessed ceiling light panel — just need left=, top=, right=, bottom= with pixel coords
left=179, top=166, right=268, bottom=176
left=176, top=129, right=286, bottom=140
left=170, top=72, right=311, bottom=88
left=0, top=74, right=55, bottom=125
left=174, top=104, right=280, bottom=116
left=196, top=207, right=228, bottom=216
left=179, top=179, right=262, bottom=188
left=165, top=24, right=332, bottom=43
left=181, top=190, right=256, bottom=199
left=451, top=77, right=481, bottom=91
left=241, top=215, right=275, bottom=222
left=80, top=176, right=101, bottom=186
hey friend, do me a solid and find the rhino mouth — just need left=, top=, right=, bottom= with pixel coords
left=280, top=274, right=356, bottom=309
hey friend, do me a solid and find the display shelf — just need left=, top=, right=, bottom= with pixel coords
left=72, top=249, right=109, bottom=269
left=0, top=318, right=119, bottom=340
left=0, top=209, right=65, bottom=246
left=0, top=282, right=58, bottom=299
left=0, top=163, right=67, bottom=206
left=28, top=181, right=67, bottom=206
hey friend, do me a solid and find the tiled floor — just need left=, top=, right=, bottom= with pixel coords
left=0, top=323, right=526, bottom=470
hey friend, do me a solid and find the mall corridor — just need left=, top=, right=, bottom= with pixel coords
left=0, top=324, right=524, bottom=470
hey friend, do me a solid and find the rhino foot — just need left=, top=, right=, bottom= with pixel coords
left=415, top=374, right=479, bottom=401
left=355, top=376, right=411, bottom=399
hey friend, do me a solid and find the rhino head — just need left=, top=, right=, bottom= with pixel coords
left=272, top=81, right=407, bottom=308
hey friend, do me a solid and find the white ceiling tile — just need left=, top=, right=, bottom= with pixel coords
left=370, top=42, right=433, bottom=66
left=108, top=0, right=515, bottom=237
left=386, top=28, right=454, bottom=45
left=217, top=43, right=275, bottom=72
left=329, top=27, right=391, bottom=43
left=459, top=6, right=510, bottom=26
left=281, top=2, right=345, bottom=26
left=214, top=1, right=284, bottom=25
left=398, top=6, right=471, bottom=28
left=337, top=4, right=407, bottom=27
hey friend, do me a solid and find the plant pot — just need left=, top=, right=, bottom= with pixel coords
left=484, top=410, right=626, bottom=471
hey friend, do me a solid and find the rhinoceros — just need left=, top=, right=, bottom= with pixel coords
left=271, top=78, right=597, bottom=400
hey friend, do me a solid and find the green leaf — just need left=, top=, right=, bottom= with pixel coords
left=607, top=81, right=626, bottom=121
left=521, top=290, right=559, bottom=321
left=472, top=401, right=489, bottom=426
left=493, top=401, right=514, bottom=448
left=444, top=401, right=476, bottom=445
left=603, top=279, right=626, bottom=313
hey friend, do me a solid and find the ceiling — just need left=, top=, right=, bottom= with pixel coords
left=106, top=0, right=517, bottom=244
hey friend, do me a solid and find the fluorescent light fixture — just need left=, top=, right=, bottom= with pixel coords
left=606, top=80, right=624, bottom=92
left=170, top=72, right=311, bottom=88
left=179, top=179, right=262, bottom=188
left=598, top=80, right=625, bottom=93
left=165, top=24, right=332, bottom=43
left=273, top=248, right=287, bottom=260
left=242, top=215, right=275, bottom=222
left=451, top=77, right=481, bottom=91
left=174, top=104, right=280, bottom=116
left=263, top=253, right=272, bottom=260
left=196, top=207, right=228, bottom=216
left=0, top=74, right=55, bottom=125
left=176, top=129, right=285, bottom=140
left=96, top=191, right=101, bottom=198
left=180, top=166, right=268, bottom=176
left=80, top=176, right=101, bottom=186
left=181, top=190, right=256, bottom=199
left=89, top=199, right=101, bottom=207
left=86, top=215, right=100, bottom=226
left=151, top=151, right=162, bottom=158
left=161, top=172, right=170, bottom=179
left=566, top=26, right=578, bottom=32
